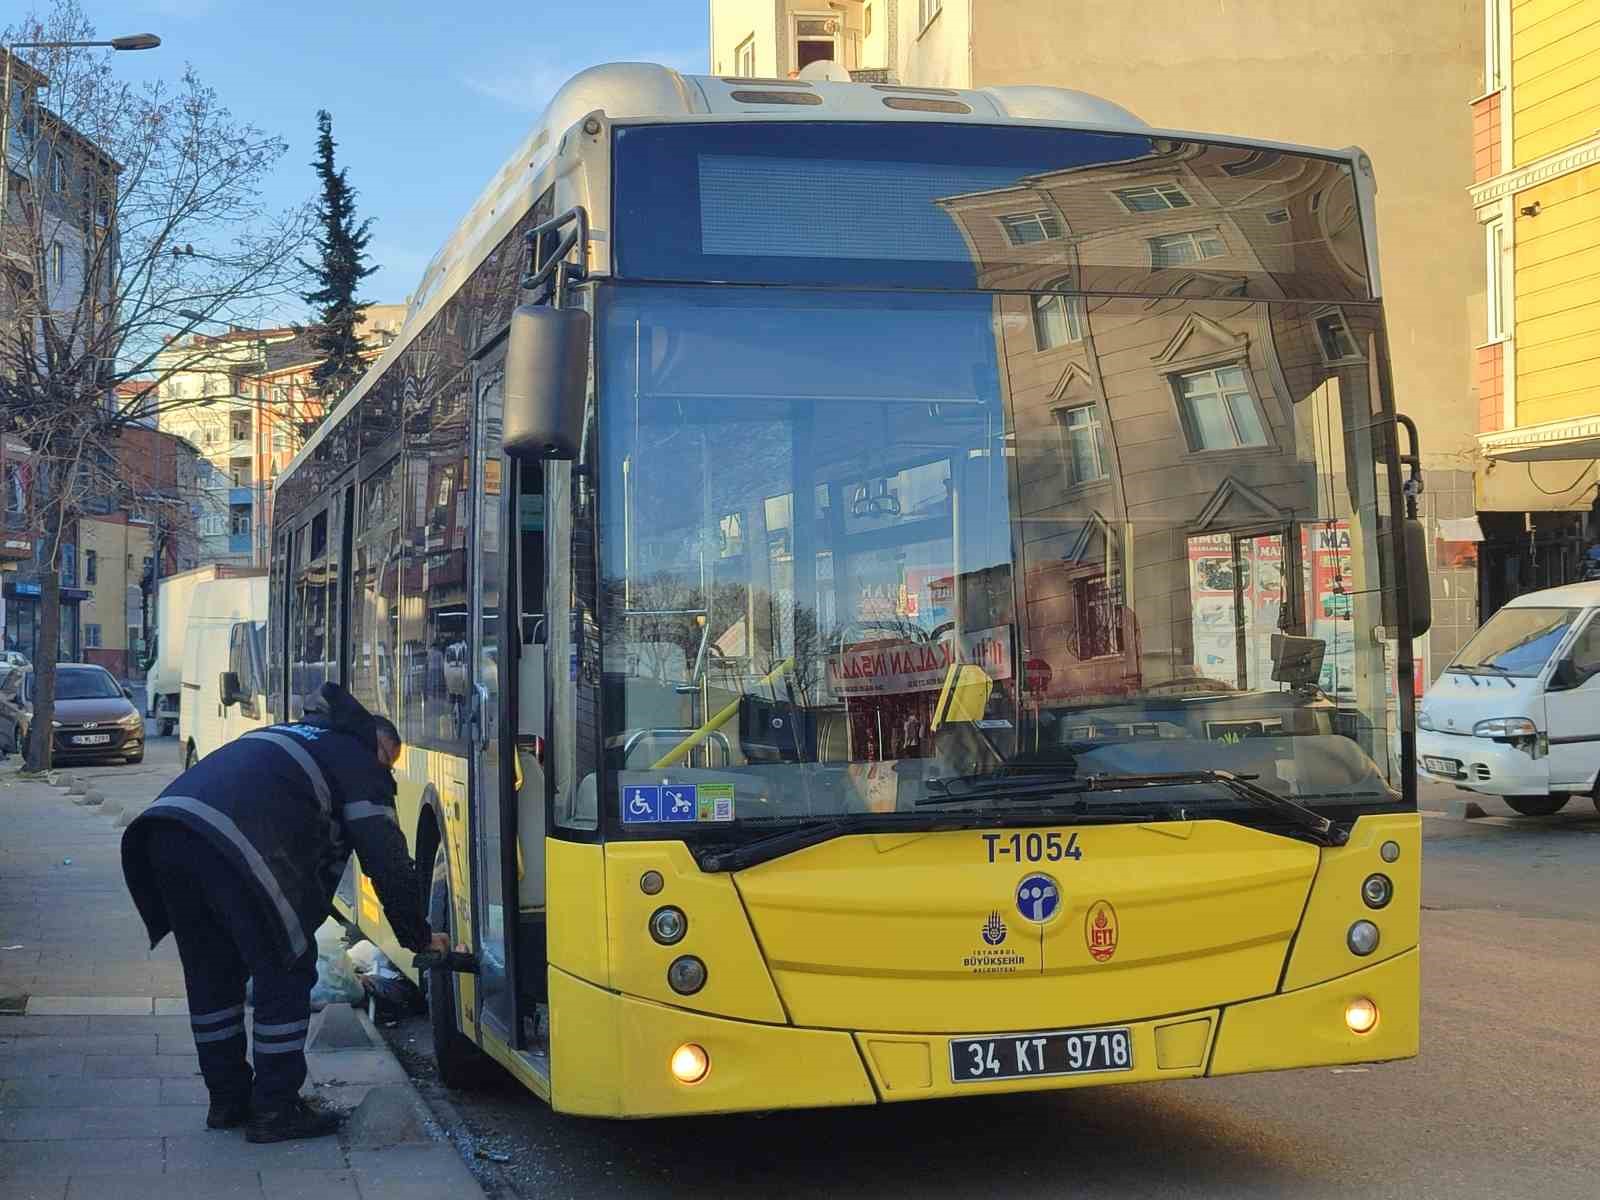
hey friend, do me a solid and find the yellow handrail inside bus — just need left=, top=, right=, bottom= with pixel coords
left=651, top=656, right=795, bottom=769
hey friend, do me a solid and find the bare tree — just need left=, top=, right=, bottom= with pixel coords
left=1, top=2, right=311, bottom=771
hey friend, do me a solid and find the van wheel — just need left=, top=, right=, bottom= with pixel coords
left=159, top=719, right=175, bottom=737
left=183, top=742, right=197, bottom=770
left=427, top=843, right=496, bottom=1089
left=1505, top=794, right=1568, bottom=817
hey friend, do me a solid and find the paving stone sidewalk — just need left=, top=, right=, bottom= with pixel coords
left=0, top=748, right=486, bottom=1200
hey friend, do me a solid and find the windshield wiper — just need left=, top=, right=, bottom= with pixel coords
left=917, top=768, right=1347, bottom=847
left=696, top=820, right=852, bottom=873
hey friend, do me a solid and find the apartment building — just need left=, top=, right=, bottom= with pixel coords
left=1471, top=0, right=1600, bottom=614
left=707, top=0, right=1484, bottom=674
left=77, top=510, right=152, bottom=679
left=153, top=306, right=405, bottom=566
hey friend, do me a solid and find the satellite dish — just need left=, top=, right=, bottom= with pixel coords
left=797, top=59, right=851, bottom=83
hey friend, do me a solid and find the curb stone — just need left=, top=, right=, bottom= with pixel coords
left=1448, top=798, right=1488, bottom=819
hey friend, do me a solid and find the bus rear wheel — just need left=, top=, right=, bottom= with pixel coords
left=427, top=843, right=497, bottom=1089
left=1505, top=794, right=1568, bottom=817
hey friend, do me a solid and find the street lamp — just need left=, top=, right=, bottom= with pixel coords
left=0, top=33, right=161, bottom=251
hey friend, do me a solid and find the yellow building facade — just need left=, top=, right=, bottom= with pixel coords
left=1473, top=0, right=1600, bottom=610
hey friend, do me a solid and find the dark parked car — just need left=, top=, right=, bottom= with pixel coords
left=0, top=664, right=145, bottom=764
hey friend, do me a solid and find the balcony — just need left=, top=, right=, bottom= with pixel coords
left=229, top=486, right=255, bottom=505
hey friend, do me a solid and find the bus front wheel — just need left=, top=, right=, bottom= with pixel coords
left=1505, top=794, right=1568, bottom=817
left=427, top=844, right=497, bottom=1089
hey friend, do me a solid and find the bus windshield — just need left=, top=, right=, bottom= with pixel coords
left=594, top=124, right=1407, bottom=840
left=596, top=284, right=1403, bottom=835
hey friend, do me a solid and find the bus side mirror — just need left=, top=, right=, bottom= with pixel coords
left=1405, top=517, right=1431, bottom=638
left=504, top=304, right=591, bottom=461
left=219, top=671, right=241, bottom=707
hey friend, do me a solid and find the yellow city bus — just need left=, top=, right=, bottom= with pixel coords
left=268, top=63, right=1429, bottom=1117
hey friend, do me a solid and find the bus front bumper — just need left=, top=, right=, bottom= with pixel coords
left=549, top=950, right=1418, bottom=1117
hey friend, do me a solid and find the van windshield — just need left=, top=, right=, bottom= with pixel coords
left=1449, top=606, right=1579, bottom=677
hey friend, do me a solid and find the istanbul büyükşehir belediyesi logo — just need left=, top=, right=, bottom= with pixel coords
left=981, top=910, right=1007, bottom=945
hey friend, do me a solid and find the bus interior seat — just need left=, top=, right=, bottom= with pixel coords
left=515, top=745, right=546, bottom=911
left=517, top=632, right=547, bottom=911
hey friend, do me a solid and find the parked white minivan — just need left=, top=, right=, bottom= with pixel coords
left=178, top=576, right=270, bottom=768
left=1418, top=581, right=1600, bottom=816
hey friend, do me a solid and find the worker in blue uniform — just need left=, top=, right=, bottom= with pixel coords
left=122, top=682, right=448, bottom=1142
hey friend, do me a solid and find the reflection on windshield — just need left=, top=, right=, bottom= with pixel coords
left=55, top=669, right=122, bottom=701
left=597, top=282, right=1402, bottom=828
left=1449, top=607, right=1578, bottom=677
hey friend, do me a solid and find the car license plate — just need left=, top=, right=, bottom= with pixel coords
left=1422, top=755, right=1459, bottom=776
left=71, top=733, right=111, bottom=745
left=950, top=1026, right=1133, bottom=1083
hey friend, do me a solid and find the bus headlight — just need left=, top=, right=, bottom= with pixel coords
left=649, top=906, right=687, bottom=945
left=1361, top=873, right=1393, bottom=909
left=667, top=955, right=707, bottom=995
left=1347, top=920, right=1380, bottom=956
left=1344, top=998, right=1378, bottom=1034
left=670, top=1042, right=709, bottom=1084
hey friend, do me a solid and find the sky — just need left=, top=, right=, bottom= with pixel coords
left=72, top=0, right=707, bottom=313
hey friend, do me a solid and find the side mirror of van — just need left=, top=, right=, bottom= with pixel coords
left=218, top=671, right=241, bottom=707
left=503, top=305, right=591, bottom=461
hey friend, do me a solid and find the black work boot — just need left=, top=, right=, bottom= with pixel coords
left=244, top=1096, right=343, bottom=1143
left=205, top=1095, right=251, bottom=1130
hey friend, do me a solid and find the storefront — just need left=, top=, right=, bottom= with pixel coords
left=2, top=578, right=86, bottom=664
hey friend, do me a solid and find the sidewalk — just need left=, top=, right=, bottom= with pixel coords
left=0, top=744, right=486, bottom=1200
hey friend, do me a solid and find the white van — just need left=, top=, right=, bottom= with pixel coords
left=178, top=576, right=270, bottom=768
left=1418, top=580, right=1600, bottom=816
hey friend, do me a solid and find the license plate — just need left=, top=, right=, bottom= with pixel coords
left=71, top=734, right=111, bottom=745
left=1422, top=755, right=1459, bottom=776
left=950, top=1026, right=1133, bottom=1083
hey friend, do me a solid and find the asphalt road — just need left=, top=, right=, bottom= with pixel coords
left=385, top=780, right=1600, bottom=1200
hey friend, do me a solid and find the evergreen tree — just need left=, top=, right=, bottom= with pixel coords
left=301, top=110, right=377, bottom=400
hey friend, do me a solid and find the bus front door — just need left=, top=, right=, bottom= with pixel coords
left=469, top=345, right=515, bottom=1045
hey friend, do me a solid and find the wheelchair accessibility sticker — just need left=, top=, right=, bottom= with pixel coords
left=622, top=785, right=660, bottom=823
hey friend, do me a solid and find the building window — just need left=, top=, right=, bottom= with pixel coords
left=1484, top=0, right=1505, bottom=92
left=1033, top=292, right=1084, bottom=350
left=50, top=153, right=64, bottom=193
left=1175, top=365, right=1270, bottom=451
left=83, top=623, right=102, bottom=649
left=865, top=4, right=873, bottom=36
left=1114, top=183, right=1193, bottom=213
left=1074, top=572, right=1123, bottom=659
left=229, top=457, right=253, bottom=486
left=1485, top=217, right=1508, bottom=342
left=84, top=549, right=97, bottom=584
left=1149, top=230, right=1226, bottom=268
left=999, top=210, right=1063, bottom=246
left=1058, top=404, right=1107, bottom=484
left=1264, top=207, right=1290, bottom=225
left=272, top=430, right=289, bottom=452
left=1221, top=150, right=1283, bottom=177
left=230, top=508, right=252, bottom=537
left=920, top=0, right=943, bottom=31
left=229, top=410, right=251, bottom=441
left=1314, top=309, right=1364, bottom=363
left=736, top=34, right=755, bottom=76
left=49, top=241, right=64, bottom=286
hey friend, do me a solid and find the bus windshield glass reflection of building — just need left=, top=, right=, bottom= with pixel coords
left=600, top=123, right=1404, bottom=835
